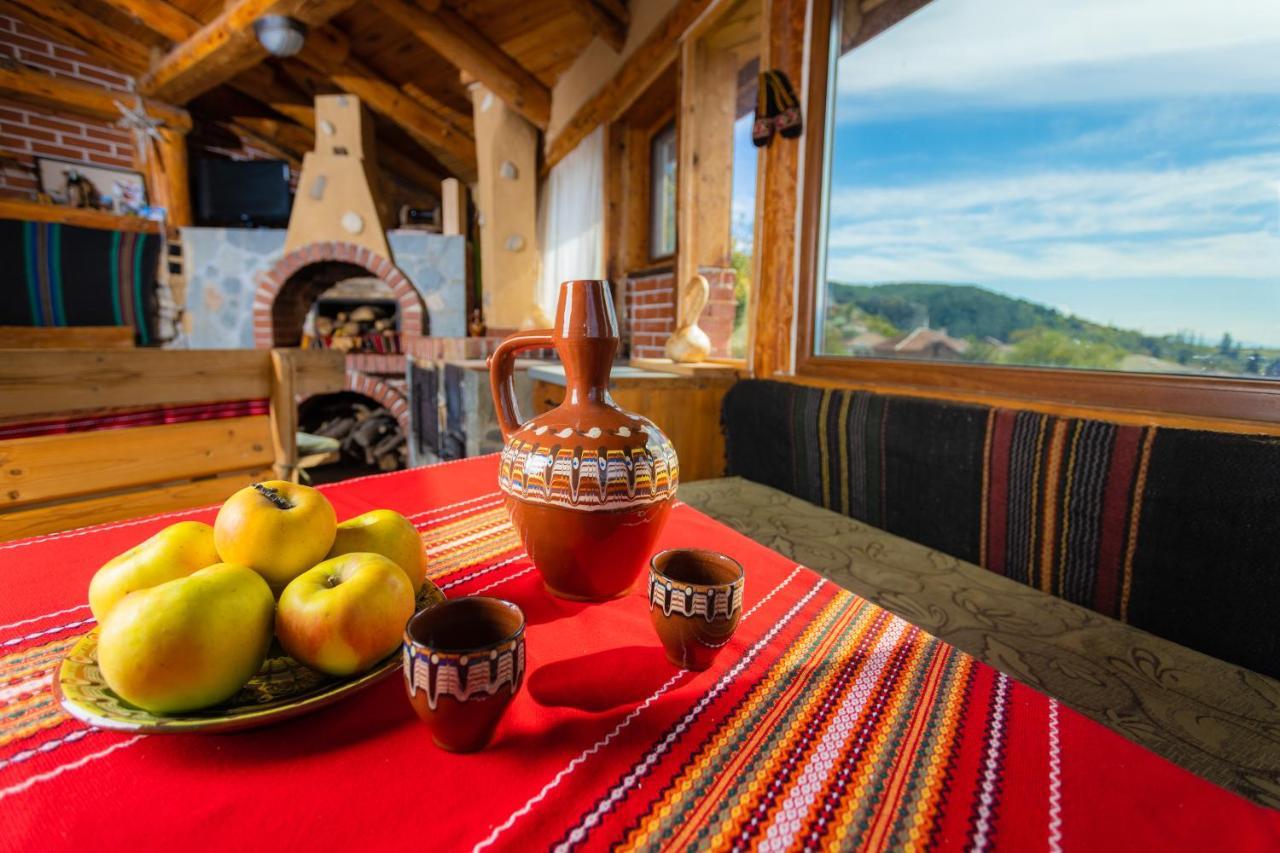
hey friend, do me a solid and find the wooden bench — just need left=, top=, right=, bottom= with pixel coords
left=0, top=348, right=344, bottom=541
left=0, top=326, right=136, bottom=349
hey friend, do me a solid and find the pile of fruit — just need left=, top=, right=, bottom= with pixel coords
left=87, top=481, right=428, bottom=715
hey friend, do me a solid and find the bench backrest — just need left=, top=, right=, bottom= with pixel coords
left=721, top=379, right=1280, bottom=679
left=0, top=348, right=344, bottom=541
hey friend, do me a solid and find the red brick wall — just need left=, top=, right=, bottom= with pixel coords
left=625, top=267, right=677, bottom=359
left=0, top=15, right=137, bottom=199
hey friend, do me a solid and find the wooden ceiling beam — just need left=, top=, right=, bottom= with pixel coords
left=369, top=0, right=551, bottom=130
left=294, top=41, right=476, bottom=180
left=0, top=57, right=191, bottom=130
left=229, top=110, right=445, bottom=192
left=566, top=0, right=629, bottom=53
left=323, top=56, right=477, bottom=181
left=402, top=82, right=473, bottom=137
left=91, top=0, right=201, bottom=45
left=139, top=0, right=358, bottom=104
left=0, top=0, right=151, bottom=75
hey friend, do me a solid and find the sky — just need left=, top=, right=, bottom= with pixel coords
left=821, top=0, right=1280, bottom=346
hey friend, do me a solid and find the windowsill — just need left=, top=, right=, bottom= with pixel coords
left=792, top=354, right=1280, bottom=433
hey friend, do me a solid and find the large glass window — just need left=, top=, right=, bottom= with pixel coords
left=816, top=0, right=1280, bottom=379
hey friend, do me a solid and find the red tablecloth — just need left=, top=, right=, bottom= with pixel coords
left=1, top=456, right=1276, bottom=851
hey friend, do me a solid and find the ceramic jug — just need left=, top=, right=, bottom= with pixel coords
left=488, top=280, right=678, bottom=601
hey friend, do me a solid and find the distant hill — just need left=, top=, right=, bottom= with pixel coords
left=827, top=282, right=1151, bottom=350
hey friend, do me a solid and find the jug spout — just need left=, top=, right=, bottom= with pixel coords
left=554, top=280, right=619, bottom=403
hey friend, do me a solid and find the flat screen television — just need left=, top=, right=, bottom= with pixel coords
left=194, top=158, right=293, bottom=227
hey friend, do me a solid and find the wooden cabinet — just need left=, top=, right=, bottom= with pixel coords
left=530, top=364, right=737, bottom=482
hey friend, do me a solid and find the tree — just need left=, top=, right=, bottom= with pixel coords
left=1219, top=333, right=1235, bottom=356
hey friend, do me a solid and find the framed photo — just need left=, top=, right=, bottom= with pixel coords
left=36, top=156, right=147, bottom=214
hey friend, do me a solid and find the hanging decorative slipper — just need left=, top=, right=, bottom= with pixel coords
left=752, top=71, right=776, bottom=148
left=771, top=70, right=803, bottom=138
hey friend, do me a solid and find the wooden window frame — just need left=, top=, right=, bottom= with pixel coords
left=791, top=0, right=1280, bottom=429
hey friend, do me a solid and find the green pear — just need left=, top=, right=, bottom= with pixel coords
left=96, top=563, right=274, bottom=714
left=89, top=521, right=220, bottom=622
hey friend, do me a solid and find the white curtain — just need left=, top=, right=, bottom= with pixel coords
left=535, top=125, right=605, bottom=324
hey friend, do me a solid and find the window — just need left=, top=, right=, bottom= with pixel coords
left=649, top=122, right=677, bottom=259
left=814, top=0, right=1280, bottom=380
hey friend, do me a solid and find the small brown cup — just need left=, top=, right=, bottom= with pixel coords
left=402, top=597, right=526, bottom=753
left=648, top=549, right=744, bottom=671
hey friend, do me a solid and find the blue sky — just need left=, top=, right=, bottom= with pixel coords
left=822, top=0, right=1280, bottom=346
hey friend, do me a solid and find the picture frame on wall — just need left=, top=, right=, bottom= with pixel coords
left=35, top=156, right=147, bottom=214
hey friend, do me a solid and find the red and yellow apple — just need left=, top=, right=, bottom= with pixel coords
left=275, top=552, right=415, bottom=677
left=88, top=520, right=220, bottom=622
left=214, top=480, right=337, bottom=592
left=96, top=563, right=274, bottom=714
left=327, top=509, right=427, bottom=594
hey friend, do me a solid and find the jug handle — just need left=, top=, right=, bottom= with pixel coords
left=488, top=329, right=555, bottom=439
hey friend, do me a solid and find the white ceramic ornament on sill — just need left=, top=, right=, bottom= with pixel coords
left=663, top=274, right=712, bottom=363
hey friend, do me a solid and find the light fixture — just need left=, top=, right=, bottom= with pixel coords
left=253, top=15, right=307, bottom=57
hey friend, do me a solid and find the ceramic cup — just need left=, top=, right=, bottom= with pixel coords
left=402, top=597, right=526, bottom=753
left=648, top=549, right=745, bottom=671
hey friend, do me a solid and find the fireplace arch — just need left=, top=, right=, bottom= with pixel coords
left=252, top=241, right=425, bottom=349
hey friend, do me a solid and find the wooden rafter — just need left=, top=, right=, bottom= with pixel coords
left=0, top=57, right=191, bottom=130
left=139, top=0, right=358, bottom=104
left=566, top=0, right=629, bottom=53
left=369, top=0, right=551, bottom=129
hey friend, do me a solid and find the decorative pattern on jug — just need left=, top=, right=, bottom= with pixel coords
left=498, top=435, right=679, bottom=511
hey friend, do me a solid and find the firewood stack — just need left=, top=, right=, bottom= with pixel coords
left=311, top=400, right=407, bottom=472
left=308, top=305, right=400, bottom=353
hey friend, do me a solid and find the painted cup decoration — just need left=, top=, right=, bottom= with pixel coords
left=402, top=597, right=526, bottom=753
left=648, top=549, right=745, bottom=671
left=489, top=280, right=678, bottom=601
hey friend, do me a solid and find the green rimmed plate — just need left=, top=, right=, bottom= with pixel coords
left=55, top=580, right=445, bottom=734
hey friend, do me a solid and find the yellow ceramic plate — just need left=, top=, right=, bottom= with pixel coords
left=55, top=580, right=445, bottom=734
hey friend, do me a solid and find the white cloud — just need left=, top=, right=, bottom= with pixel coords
left=825, top=152, right=1280, bottom=281
left=836, top=0, right=1280, bottom=115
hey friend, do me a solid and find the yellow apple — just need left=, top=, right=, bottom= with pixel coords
left=214, top=480, right=337, bottom=593
left=275, top=552, right=415, bottom=677
left=97, top=563, right=274, bottom=714
left=88, top=521, right=220, bottom=622
left=327, top=509, right=427, bottom=595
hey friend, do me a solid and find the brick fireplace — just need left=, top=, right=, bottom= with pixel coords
left=251, top=240, right=425, bottom=349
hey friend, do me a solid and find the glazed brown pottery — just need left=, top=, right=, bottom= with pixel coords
left=489, top=280, right=678, bottom=601
left=402, top=597, right=526, bottom=753
left=648, top=549, right=744, bottom=671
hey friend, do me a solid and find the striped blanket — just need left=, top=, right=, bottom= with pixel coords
left=722, top=379, right=1280, bottom=680
left=0, top=219, right=162, bottom=345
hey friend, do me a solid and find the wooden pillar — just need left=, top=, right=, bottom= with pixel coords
left=675, top=37, right=737, bottom=300
left=268, top=348, right=299, bottom=482
left=470, top=82, right=540, bottom=330
left=750, top=0, right=806, bottom=378
left=140, top=125, right=192, bottom=227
